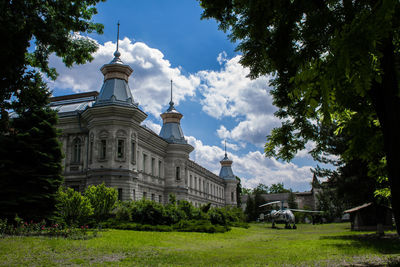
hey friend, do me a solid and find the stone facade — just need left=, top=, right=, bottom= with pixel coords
left=52, top=48, right=238, bottom=207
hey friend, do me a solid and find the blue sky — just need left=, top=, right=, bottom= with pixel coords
left=48, top=0, right=330, bottom=192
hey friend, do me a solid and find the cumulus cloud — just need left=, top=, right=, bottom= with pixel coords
left=142, top=120, right=162, bottom=134
left=187, top=135, right=314, bottom=192
left=48, top=37, right=200, bottom=117
left=197, top=54, right=279, bottom=147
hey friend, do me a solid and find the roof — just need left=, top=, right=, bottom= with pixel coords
left=50, top=91, right=98, bottom=117
left=343, top=203, right=373, bottom=213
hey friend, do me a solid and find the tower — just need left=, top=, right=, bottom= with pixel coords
left=219, top=141, right=238, bottom=206
left=159, top=80, right=193, bottom=201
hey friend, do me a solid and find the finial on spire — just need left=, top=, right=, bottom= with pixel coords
left=170, top=80, right=173, bottom=103
left=113, top=21, right=121, bottom=59
left=224, top=139, right=227, bottom=157
left=168, top=79, right=175, bottom=110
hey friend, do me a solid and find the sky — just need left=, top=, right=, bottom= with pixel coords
left=48, top=0, right=330, bottom=192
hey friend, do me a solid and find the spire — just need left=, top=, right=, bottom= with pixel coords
left=160, top=80, right=186, bottom=144
left=168, top=79, right=175, bottom=111
left=110, top=21, right=122, bottom=64
left=224, top=139, right=227, bottom=158
left=219, top=143, right=234, bottom=180
left=95, top=22, right=135, bottom=107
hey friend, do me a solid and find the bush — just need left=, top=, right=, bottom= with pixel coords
left=85, top=183, right=117, bottom=223
left=131, top=200, right=165, bottom=225
left=115, top=201, right=134, bottom=222
left=55, top=187, right=93, bottom=226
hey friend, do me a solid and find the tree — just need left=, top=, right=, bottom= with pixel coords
left=0, top=74, right=63, bottom=221
left=268, top=183, right=290, bottom=194
left=0, top=0, right=104, bottom=221
left=199, top=0, right=400, bottom=234
left=236, top=176, right=242, bottom=207
left=84, top=183, right=118, bottom=223
left=252, top=183, right=269, bottom=195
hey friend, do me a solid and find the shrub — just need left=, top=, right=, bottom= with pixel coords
left=55, top=187, right=93, bottom=226
left=84, top=183, right=117, bottom=223
left=115, top=201, right=134, bottom=222
left=131, top=200, right=165, bottom=225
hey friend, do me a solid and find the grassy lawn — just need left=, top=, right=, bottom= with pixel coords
left=0, top=223, right=399, bottom=266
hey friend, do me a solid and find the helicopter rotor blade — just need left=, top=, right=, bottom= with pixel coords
left=289, top=209, right=322, bottom=213
left=259, top=201, right=281, bottom=207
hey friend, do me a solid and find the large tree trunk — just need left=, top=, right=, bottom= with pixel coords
left=370, top=37, right=400, bottom=235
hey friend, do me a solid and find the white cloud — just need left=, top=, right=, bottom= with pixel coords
left=48, top=37, right=200, bottom=117
left=142, top=120, right=162, bottom=134
left=187, top=136, right=314, bottom=192
left=197, top=55, right=279, bottom=147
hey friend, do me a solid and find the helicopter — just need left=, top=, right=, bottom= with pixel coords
left=259, top=200, right=322, bottom=229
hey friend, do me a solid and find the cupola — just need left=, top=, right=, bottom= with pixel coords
left=94, top=23, right=136, bottom=107
left=219, top=141, right=235, bottom=180
left=159, top=80, right=187, bottom=144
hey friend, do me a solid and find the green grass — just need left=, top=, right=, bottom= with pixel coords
left=0, top=223, right=399, bottom=266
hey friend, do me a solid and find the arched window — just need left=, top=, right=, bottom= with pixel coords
left=72, top=138, right=81, bottom=163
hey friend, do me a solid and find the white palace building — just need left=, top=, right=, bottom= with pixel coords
left=50, top=45, right=238, bottom=207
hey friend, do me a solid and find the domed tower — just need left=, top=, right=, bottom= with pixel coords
left=82, top=23, right=146, bottom=200
left=159, top=80, right=187, bottom=144
left=219, top=141, right=238, bottom=206
left=159, top=81, right=193, bottom=201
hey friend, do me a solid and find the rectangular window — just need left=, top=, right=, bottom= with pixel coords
left=89, top=140, right=93, bottom=163
left=231, top=191, right=234, bottom=202
left=194, top=177, right=197, bottom=190
left=143, top=191, right=147, bottom=199
left=176, top=166, right=180, bottom=180
left=132, top=189, right=135, bottom=201
left=143, top=154, right=147, bottom=172
left=190, top=175, right=192, bottom=188
left=117, top=139, right=124, bottom=158
left=131, top=141, right=136, bottom=163
left=118, top=188, right=123, bottom=201
left=151, top=158, right=155, bottom=175
left=100, top=140, right=107, bottom=159
left=158, top=161, right=162, bottom=177
left=151, top=193, right=155, bottom=201
left=158, top=195, right=162, bottom=203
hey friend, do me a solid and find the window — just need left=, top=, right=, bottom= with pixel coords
left=231, top=191, right=234, bottom=202
left=100, top=140, right=107, bottom=159
left=132, top=189, right=135, bottom=200
left=190, top=175, right=193, bottom=188
left=194, top=177, right=197, bottom=190
left=158, top=195, right=162, bottom=203
left=143, top=191, right=147, bottom=199
left=143, top=154, right=147, bottom=172
left=151, top=158, right=155, bottom=175
left=89, top=140, right=93, bottom=163
left=131, top=141, right=136, bottom=163
left=176, top=166, right=180, bottom=180
left=151, top=193, right=155, bottom=201
left=158, top=161, right=162, bottom=177
left=118, top=188, right=123, bottom=201
left=72, top=138, right=81, bottom=163
left=117, top=139, right=124, bottom=158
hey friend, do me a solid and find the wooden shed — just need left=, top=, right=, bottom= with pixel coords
left=344, top=203, right=393, bottom=231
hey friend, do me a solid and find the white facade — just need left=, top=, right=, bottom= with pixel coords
left=52, top=48, right=238, bottom=207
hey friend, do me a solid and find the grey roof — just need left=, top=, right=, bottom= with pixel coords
left=159, top=122, right=187, bottom=144
left=94, top=78, right=136, bottom=107
left=219, top=153, right=235, bottom=180
left=49, top=93, right=97, bottom=117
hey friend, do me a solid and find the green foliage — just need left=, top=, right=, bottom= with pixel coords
left=269, top=183, right=291, bottom=194
left=0, top=0, right=104, bottom=224
left=111, top=199, right=247, bottom=232
left=84, top=183, right=117, bottom=223
left=56, top=187, right=93, bottom=226
left=199, top=0, right=400, bottom=234
left=0, top=76, right=63, bottom=221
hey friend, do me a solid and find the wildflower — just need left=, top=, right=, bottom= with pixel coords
left=41, top=226, right=45, bottom=230
left=81, top=225, right=84, bottom=229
